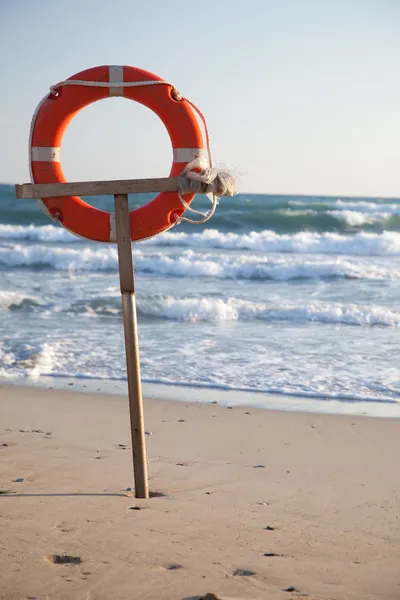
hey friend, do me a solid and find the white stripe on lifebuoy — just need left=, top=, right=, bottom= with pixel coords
left=173, top=148, right=205, bottom=163
left=109, top=212, right=117, bottom=242
left=109, top=65, right=124, bottom=97
left=31, top=147, right=60, bottom=162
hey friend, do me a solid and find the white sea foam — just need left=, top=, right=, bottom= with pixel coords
left=2, top=245, right=399, bottom=280
left=334, top=200, right=400, bottom=214
left=0, top=244, right=119, bottom=270
left=0, top=341, right=59, bottom=379
left=132, top=251, right=400, bottom=281
left=46, top=293, right=400, bottom=326
left=0, top=291, right=42, bottom=311
left=0, top=223, right=77, bottom=243
left=148, top=229, right=400, bottom=255
left=2, top=224, right=400, bottom=255
left=327, top=210, right=392, bottom=227
left=278, top=208, right=393, bottom=226
left=288, top=199, right=400, bottom=214
left=135, top=295, right=400, bottom=326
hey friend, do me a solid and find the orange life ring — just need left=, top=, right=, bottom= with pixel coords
left=30, top=65, right=204, bottom=242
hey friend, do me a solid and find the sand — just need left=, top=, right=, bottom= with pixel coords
left=0, top=385, right=399, bottom=600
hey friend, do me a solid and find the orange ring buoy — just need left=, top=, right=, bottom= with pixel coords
left=29, top=65, right=204, bottom=242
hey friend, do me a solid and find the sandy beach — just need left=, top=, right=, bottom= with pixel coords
left=0, top=385, right=399, bottom=600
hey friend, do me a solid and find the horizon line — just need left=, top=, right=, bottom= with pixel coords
left=0, top=182, right=399, bottom=201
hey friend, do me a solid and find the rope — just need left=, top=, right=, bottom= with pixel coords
left=174, top=161, right=236, bottom=225
left=45, top=76, right=236, bottom=227
left=49, top=79, right=168, bottom=95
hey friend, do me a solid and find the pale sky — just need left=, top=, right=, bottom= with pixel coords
left=1, top=0, right=400, bottom=196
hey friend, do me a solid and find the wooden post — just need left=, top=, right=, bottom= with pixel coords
left=114, top=193, right=149, bottom=499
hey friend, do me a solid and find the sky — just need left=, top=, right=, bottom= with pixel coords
left=1, top=0, right=400, bottom=196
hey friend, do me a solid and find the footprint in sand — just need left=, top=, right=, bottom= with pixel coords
left=232, top=569, right=256, bottom=577
left=45, top=554, right=81, bottom=565
left=166, top=563, right=183, bottom=570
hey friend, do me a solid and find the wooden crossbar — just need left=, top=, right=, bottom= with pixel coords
left=16, top=177, right=183, bottom=199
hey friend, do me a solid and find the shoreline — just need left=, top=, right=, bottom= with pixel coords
left=1, top=385, right=399, bottom=599
left=2, top=375, right=400, bottom=419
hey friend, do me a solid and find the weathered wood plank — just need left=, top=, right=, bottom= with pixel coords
left=15, top=177, right=180, bottom=199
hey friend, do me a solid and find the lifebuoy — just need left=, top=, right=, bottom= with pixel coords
left=30, top=65, right=204, bottom=242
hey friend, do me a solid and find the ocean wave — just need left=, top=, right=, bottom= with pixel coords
left=2, top=245, right=399, bottom=280
left=279, top=207, right=397, bottom=227
left=0, top=244, right=119, bottom=270
left=151, top=229, right=400, bottom=254
left=326, top=210, right=393, bottom=227
left=0, top=340, right=59, bottom=379
left=2, top=230, right=400, bottom=263
left=2, top=211, right=400, bottom=252
left=288, top=199, right=400, bottom=214
left=0, top=223, right=78, bottom=243
left=0, top=291, right=44, bottom=311
left=334, top=199, right=400, bottom=214
left=133, top=296, right=400, bottom=326
left=19, top=292, right=398, bottom=326
left=124, top=251, right=400, bottom=281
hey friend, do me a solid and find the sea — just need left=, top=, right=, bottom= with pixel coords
left=1, top=184, right=399, bottom=417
